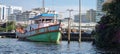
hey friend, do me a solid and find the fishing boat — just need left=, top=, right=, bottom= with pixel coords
left=16, top=0, right=62, bottom=44
left=16, top=13, right=62, bottom=44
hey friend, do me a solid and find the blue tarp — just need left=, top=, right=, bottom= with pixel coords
left=29, top=13, right=58, bottom=20
left=40, top=13, right=58, bottom=17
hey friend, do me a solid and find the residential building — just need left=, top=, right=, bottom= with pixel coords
left=0, top=4, right=7, bottom=22
left=8, top=8, right=45, bottom=25
left=8, top=11, right=38, bottom=25
left=86, top=9, right=96, bottom=22
left=7, top=6, right=22, bottom=21
left=74, top=15, right=79, bottom=22
left=0, top=4, right=22, bottom=22
left=8, top=7, right=59, bottom=25
left=74, top=14, right=89, bottom=23
left=8, top=6, right=22, bottom=15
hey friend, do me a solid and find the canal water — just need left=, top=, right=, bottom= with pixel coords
left=0, top=38, right=120, bottom=54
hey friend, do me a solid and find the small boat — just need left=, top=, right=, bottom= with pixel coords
left=16, top=13, right=62, bottom=44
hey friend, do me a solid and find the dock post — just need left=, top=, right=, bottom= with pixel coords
left=78, top=0, right=81, bottom=43
left=68, top=18, right=70, bottom=44
left=16, top=35, right=18, bottom=38
left=67, top=9, right=73, bottom=44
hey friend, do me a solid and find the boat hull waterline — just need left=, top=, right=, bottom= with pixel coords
left=16, top=24, right=61, bottom=44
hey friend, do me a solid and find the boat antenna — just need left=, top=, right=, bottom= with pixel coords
left=52, top=0, right=54, bottom=10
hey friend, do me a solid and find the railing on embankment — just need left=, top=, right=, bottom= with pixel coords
left=62, top=32, right=94, bottom=41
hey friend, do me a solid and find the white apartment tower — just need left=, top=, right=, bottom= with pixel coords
left=8, top=6, right=22, bottom=15
left=7, top=6, right=22, bottom=21
left=86, top=9, right=96, bottom=22
left=0, top=5, right=7, bottom=22
left=0, top=4, right=22, bottom=22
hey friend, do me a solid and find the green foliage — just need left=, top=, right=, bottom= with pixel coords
left=0, top=27, right=6, bottom=32
left=0, top=21, right=16, bottom=32
left=95, top=0, right=120, bottom=47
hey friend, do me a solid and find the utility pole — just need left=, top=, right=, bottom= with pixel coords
left=67, top=9, right=73, bottom=44
left=6, top=20, right=8, bottom=32
left=78, top=0, right=81, bottom=43
left=6, top=19, right=8, bottom=32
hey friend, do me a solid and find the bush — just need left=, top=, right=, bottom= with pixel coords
left=94, top=0, right=120, bottom=47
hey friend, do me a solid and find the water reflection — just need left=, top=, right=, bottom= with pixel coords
left=0, top=38, right=120, bottom=54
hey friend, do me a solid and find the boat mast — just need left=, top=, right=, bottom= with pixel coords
left=42, top=0, right=45, bottom=13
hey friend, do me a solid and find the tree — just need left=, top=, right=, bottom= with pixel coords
left=0, top=21, right=16, bottom=32
left=95, top=0, right=120, bottom=47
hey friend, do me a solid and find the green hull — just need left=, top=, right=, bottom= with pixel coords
left=26, top=31, right=61, bottom=44
left=16, top=24, right=61, bottom=44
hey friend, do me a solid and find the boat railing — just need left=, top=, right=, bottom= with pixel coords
left=17, top=24, right=60, bottom=37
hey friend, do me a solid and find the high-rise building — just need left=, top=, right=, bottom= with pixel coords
left=8, top=8, right=45, bottom=25
left=74, top=15, right=79, bottom=22
left=74, top=14, right=89, bottom=23
left=8, top=6, right=22, bottom=15
left=0, top=4, right=22, bottom=22
left=86, top=9, right=96, bottom=22
left=8, top=11, right=37, bottom=25
left=96, top=0, right=106, bottom=22
left=0, top=4, right=7, bottom=22
left=7, top=6, right=22, bottom=21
